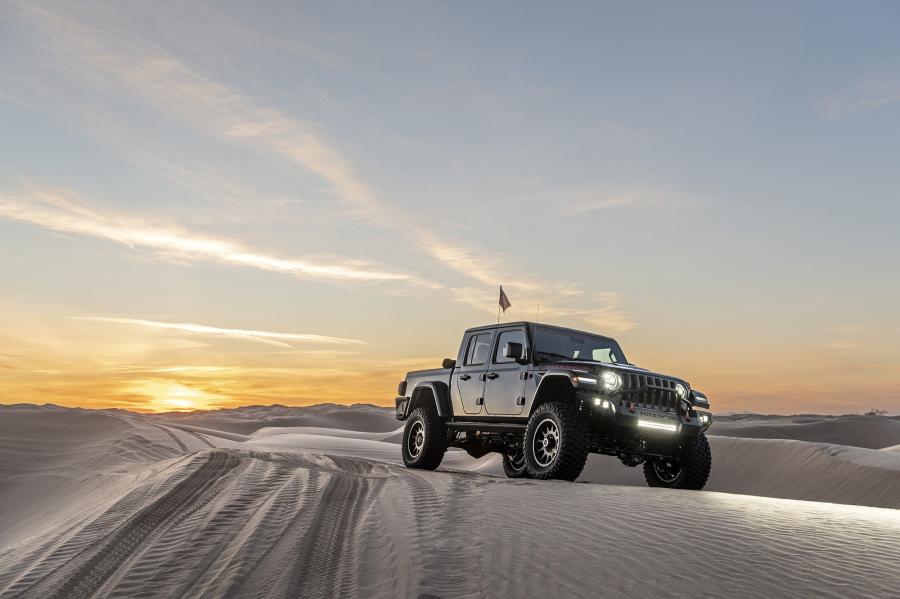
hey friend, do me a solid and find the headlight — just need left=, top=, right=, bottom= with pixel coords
left=674, top=383, right=687, bottom=399
left=600, top=370, right=622, bottom=391
left=699, top=413, right=711, bottom=425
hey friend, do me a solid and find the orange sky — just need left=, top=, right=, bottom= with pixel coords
left=2, top=2, right=900, bottom=415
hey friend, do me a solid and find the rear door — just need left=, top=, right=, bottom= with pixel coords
left=454, top=331, right=493, bottom=414
left=483, top=327, right=529, bottom=416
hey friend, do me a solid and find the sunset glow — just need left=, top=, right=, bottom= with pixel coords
left=1, top=2, right=899, bottom=414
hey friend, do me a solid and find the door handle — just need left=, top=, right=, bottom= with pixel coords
left=459, top=374, right=471, bottom=381
left=486, top=372, right=499, bottom=380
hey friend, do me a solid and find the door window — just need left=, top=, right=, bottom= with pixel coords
left=493, top=329, right=527, bottom=364
left=464, top=333, right=492, bottom=366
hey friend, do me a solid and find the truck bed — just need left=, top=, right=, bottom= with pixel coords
left=405, top=367, right=452, bottom=388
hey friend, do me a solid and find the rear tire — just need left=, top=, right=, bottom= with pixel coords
left=643, top=432, right=711, bottom=490
left=402, top=406, right=448, bottom=470
left=502, top=443, right=530, bottom=478
left=524, top=402, right=590, bottom=481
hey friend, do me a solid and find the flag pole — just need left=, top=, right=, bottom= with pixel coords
left=497, top=283, right=502, bottom=324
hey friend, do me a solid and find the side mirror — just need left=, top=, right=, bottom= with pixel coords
left=691, top=391, right=710, bottom=410
left=442, top=358, right=457, bottom=369
left=504, top=342, right=526, bottom=363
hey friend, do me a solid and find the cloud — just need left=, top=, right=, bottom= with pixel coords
left=819, top=73, right=900, bottom=118
left=0, top=188, right=417, bottom=284
left=537, top=293, right=637, bottom=334
left=74, top=317, right=366, bottom=348
left=564, top=187, right=699, bottom=215
left=447, top=287, right=636, bottom=333
left=567, top=196, right=637, bottom=214
left=5, top=1, right=635, bottom=330
left=4, top=1, right=530, bottom=289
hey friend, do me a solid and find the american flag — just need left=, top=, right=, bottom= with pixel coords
left=498, top=285, right=511, bottom=312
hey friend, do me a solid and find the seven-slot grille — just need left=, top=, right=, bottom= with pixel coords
left=622, top=373, right=679, bottom=412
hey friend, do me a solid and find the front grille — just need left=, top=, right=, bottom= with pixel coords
left=622, top=373, right=678, bottom=412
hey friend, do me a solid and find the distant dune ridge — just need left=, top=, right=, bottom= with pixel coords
left=1, top=405, right=900, bottom=598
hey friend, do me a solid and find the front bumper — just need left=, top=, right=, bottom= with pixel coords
left=583, top=393, right=712, bottom=438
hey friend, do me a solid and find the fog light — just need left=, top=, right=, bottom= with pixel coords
left=638, top=420, right=677, bottom=432
left=699, top=414, right=710, bottom=425
left=593, top=397, right=616, bottom=413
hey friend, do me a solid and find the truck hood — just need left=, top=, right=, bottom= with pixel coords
left=537, top=360, right=689, bottom=386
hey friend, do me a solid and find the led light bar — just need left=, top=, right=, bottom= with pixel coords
left=638, top=419, right=677, bottom=432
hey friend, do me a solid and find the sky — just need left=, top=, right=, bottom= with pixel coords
left=1, top=0, right=899, bottom=414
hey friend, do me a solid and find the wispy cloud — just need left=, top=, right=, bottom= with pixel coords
left=537, top=293, right=637, bottom=334
left=819, top=73, right=900, bottom=118
left=564, top=187, right=700, bottom=215
left=4, top=1, right=529, bottom=290
left=75, top=317, right=366, bottom=348
left=0, top=188, right=416, bottom=284
left=5, top=1, right=634, bottom=329
left=447, top=287, right=635, bottom=333
left=567, top=196, right=637, bottom=214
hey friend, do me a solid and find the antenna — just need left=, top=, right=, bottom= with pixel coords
left=536, top=304, right=541, bottom=322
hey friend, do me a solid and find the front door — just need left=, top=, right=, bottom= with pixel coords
left=483, top=327, right=529, bottom=416
left=455, top=331, right=493, bottom=414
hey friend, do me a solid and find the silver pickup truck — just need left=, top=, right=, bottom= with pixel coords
left=395, top=321, right=712, bottom=487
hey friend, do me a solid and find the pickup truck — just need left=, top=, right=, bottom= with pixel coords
left=395, top=321, right=712, bottom=487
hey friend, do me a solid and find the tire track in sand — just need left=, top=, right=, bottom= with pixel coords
left=187, top=430, right=215, bottom=449
left=279, top=455, right=386, bottom=598
left=150, top=425, right=188, bottom=452
left=37, top=451, right=239, bottom=599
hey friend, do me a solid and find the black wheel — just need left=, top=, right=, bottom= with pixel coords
left=524, top=402, right=590, bottom=481
left=402, top=406, right=448, bottom=470
left=643, top=432, right=712, bottom=490
left=502, top=442, right=530, bottom=478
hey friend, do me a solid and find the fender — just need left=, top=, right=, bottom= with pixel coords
left=534, top=369, right=600, bottom=393
left=529, top=369, right=598, bottom=416
left=405, top=381, right=453, bottom=418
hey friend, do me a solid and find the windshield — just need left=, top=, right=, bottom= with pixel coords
left=532, top=326, right=628, bottom=364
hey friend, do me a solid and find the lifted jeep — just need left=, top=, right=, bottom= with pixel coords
left=395, top=322, right=712, bottom=488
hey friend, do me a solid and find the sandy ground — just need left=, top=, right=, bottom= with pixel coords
left=1, top=404, right=899, bottom=598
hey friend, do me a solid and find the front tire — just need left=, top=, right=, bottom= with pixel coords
left=502, top=443, right=530, bottom=478
left=643, top=432, right=712, bottom=490
left=402, top=406, right=448, bottom=470
left=524, top=402, right=590, bottom=481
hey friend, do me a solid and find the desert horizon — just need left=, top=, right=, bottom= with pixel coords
left=7, top=400, right=900, bottom=418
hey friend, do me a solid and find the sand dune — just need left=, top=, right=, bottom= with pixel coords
left=152, top=404, right=399, bottom=435
left=2, top=404, right=900, bottom=598
left=710, top=414, right=900, bottom=449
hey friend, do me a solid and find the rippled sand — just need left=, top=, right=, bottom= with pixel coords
left=2, top=405, right=899, bottom=598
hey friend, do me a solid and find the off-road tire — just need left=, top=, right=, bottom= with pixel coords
left=524, top=402, right=590, bottom=481
left=402, top=406, right=448, bottom=470
left=502, top=444, right=530, bottom=478
left=643, top=432, right=712, bottom=490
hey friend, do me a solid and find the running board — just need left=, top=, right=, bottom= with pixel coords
left=447, top=422, right=527, bottom=434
